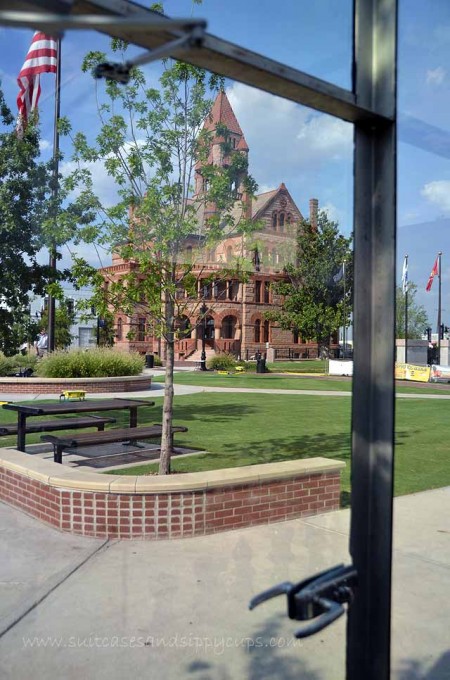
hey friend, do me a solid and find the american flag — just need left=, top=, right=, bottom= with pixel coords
left=17, top=32, right=58, bottom=134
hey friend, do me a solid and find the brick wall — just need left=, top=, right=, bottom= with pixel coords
left=0, top=462, right=342, bottom=540
left=0, top=375, right=151, bottom=394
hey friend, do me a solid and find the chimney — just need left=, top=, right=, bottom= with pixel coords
left=309, top=198, right=319, bottom=230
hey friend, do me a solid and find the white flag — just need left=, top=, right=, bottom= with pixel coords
left=402, top=256, right=408, bottom=294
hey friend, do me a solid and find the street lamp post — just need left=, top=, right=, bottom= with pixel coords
left=200, top=302, right=207, bottom=371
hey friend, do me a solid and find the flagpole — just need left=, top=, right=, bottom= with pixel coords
left=47, top=37, right=61, bottom=353
left=438, top=251, right=442, bottom=365
left=343, top=261, right=346, bottom=357
left=404, top=254, right=408, bottom=363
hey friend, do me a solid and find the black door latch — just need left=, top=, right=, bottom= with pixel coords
left=249, top=564, right=358, bottom=639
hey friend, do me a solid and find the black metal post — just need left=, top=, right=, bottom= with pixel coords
left=348, top=2, right=397, bottom=679
left=200, top=302, right=207, bottom=371
left=437, top=252, right=442, bottom=365
left=47, top=37, right=62, bottom=353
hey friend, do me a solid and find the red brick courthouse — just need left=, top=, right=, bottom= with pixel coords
left=101, top=91, right=327, bottom=362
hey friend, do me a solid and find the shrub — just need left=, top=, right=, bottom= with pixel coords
left=206, top=352, right=237, bottom=371
left=0, top=353, right=11, bottom=377
left=0, top=352, right=37, bottom=376
left=35, top=348, right=145, bottom=378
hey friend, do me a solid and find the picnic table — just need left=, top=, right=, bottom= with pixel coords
left=2, top=398, right=154, bottom=452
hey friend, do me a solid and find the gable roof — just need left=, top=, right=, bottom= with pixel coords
left=251, top=184, right=303, bottom=221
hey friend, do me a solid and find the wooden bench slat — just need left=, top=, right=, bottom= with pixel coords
left=0, top=416, right=117, bottom=436
left=41, top=425, right=188, bottom=448
left=41, top=425, right=189, bottom=464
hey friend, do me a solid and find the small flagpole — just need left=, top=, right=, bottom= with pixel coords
left=47, top=37, right=62, bottom=352
left=437, top=251, right=442, bottom=365
left=343, top=261, right=346, bottom=357
left=404, top=255, right=408, bottom=363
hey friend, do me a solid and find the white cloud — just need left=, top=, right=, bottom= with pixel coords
left=421, top=180, right=450, bottom=214
left=296, top=116, right=352, bottom=159
left=39, top=139, right=52, bottom=152
left=227, top=82, right=352, bottom=189
left=60, top=157, right=120, bottom=208
left=321, top=202, right=344, bottom=224
left=426, top=66, right=446, bottom=86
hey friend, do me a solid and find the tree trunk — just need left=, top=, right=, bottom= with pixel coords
left=159, top=297, right=175, bottom=475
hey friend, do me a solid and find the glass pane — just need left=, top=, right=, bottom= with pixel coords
left=0, top=18, right=352, bottom=680
left=165, top=0, right=353, bottom=90
left=395, top=1, right=450, bottom=676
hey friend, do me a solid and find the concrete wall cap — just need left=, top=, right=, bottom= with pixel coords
left=0, top=448, right=344, bottom=494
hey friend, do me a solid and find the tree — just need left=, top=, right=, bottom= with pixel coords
left=267, top=211, right=352, bottom=357
left=0, top=87, right=54, bottom=355
left=0, top=82, right=97, bottom=356
left=40, top=300, right=75, bottom=349
left=66, top=41, right=257, bottom=474
left=396, top=282, right=429, bottom=339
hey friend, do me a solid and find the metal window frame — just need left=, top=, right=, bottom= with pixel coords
left=0, top=2, right=397, bottom=678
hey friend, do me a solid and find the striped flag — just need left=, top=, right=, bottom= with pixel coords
left=426, top=256, right=439, bottom=292
left=402, top=255, right=408, bottom=294
left=16, top=32, right=58, bottom=135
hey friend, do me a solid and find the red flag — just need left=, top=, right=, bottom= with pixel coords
left=426, top=256, right=439, bottom=291
left=16, top=32, right=57, bottom=134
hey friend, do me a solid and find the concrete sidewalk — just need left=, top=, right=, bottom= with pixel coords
left=0, top=488, right=449, bottom=680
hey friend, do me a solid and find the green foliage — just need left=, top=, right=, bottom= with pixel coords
left=65, top=36, right=259, bottom=472
left=0, top=85, right=99, bottom=356
left=35, top=348, right=145, bottom=378
left=267, top=212, right=352, bottom=355
left=39, top=301, right=75, bottom=349
left=0, top=352, right=37, bottom=377
left=396, top=283, right=429, bottom=339
left=206, top=352, right=237, bottom=371
left=66, top=44, right=257, bottom=339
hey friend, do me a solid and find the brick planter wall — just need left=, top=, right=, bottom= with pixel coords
left=0, top=450, right=344, bottom=540
left=0, top=375, right=151, bottom=394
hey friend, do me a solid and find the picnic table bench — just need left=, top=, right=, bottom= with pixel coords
left=2, top=398, right=154, bottom=452
left=0, top=415, right=116, bottom=437
left=42, top=425, right=188, bottom=464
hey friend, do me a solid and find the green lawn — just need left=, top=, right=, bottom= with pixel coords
left=1, top=391, right=449, bottom=506
left=154, top=370, right=450, bottom=395
left=153, top=371, right=352, bottom=391
left=108, top=393, right=450, bottom=503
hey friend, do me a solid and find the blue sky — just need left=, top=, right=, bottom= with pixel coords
left=1, top=1, right=450, bottom=326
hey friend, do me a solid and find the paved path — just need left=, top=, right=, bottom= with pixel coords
left=3, top=381, right=450, bottom=401
left=1, top=488, right=449, bottom=679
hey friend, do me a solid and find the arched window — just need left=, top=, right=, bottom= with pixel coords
left=264, top=281, right=270, bottom=303
left=254, top=319, right=261, bottom=343
left=117, top=318, right=123, bottom=341
left=287, top=213, right=292, bottom=225
left=279, top=212, right=285, bottom=232
left=293, top=328, right=299, bottom=344
left=226, top=245, right=233, bottom=263
left=272, top=212, right=277, bottom=230
left=205, top=316, right=215, bottom=340
left=185, top=245, right=193, bottom=261
left=222, top=315, right=236, bottom=339
left=263, top=320, right=270, bottom=343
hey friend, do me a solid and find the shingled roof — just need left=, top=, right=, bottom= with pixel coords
left=201, top=90, right=250, bottom=154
